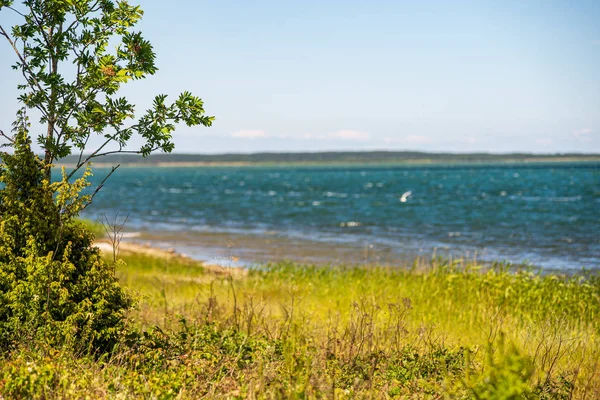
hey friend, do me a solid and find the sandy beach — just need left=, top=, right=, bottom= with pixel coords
left=94, top=239, right=247, bottom=277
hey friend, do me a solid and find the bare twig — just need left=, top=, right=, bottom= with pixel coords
left=99, top=211, right=129, bottom=264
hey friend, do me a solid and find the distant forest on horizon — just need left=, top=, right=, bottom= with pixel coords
left=53, top=151, right=600, bottom=165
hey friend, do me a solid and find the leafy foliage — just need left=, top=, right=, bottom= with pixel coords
left=0, top=118, right=131, bottom=353
left=0, top=0, right=213, bottom=181
left=0, top=0, right=211, bottom=354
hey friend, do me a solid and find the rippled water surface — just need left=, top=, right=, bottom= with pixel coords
left=82, top=163, right=600, bottom=270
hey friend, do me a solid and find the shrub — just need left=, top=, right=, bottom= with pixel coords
left=0, top=130, right=131, bottom=353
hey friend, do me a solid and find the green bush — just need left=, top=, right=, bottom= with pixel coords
left=0, top=131, right=131, bottom=353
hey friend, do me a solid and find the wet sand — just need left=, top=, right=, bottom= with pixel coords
left=112, top=230, right=450, bottom=268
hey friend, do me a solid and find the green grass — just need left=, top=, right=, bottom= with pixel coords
left=75, top=218, right=106, bottom=238
left=2, top=253, right=599, bottom=399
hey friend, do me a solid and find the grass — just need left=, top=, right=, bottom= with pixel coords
left=1, top=252, right=599, bottom=399
left=75, top=218, right=106, bottom=239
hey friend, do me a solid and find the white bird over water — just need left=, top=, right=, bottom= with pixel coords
left=399, top=191, right=412, bottom=203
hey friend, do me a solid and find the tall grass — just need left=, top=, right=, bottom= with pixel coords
left=2, top=252, right=599, bottom=398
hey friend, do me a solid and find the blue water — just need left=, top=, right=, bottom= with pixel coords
left=81, top=163, right=600, bottom=270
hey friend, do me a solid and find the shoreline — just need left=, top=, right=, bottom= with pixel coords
left=94, top=239, right=247, bottom=277
left=94, top=232, right=596, bottom=276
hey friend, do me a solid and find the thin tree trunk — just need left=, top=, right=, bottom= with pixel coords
left=45, top=120, right=54, bottom=180
left=44, top=26, right=58, bottom=181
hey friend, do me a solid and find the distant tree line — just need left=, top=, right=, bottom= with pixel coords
left=52, top=151, right=600, bottom=165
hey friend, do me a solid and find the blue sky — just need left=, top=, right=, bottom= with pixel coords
left=1, top=0, right=599, bottom=154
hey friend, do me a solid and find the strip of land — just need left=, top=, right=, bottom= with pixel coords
left=54, top=150, right=600, bottom=168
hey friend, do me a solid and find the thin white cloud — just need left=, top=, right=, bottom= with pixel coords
left=572, top=128, right=592, bottom=137
left=535, top=138, right=553, bottom=145
left=231, top=129, right=268, bottom=139
left=327, top=130, right=371, bottom=141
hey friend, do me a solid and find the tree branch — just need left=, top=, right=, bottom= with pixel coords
left=0, top=24, right=52, bottom=120
left=81, top=164, right=120, bottom=210
left=4, top=5, right=27, bottom=18
left=26, top=3, right=51, bottom=48
left=0, top=129, right=15, bottom=144
left=0, top=23, right=65, bottom=165
left=76, top=131, right=92, bottom=167
left=91, top=148, right=153, bottom=158
left=67, top=132, right=117, bottom=179
left=66, top=124, right=145, bottom=180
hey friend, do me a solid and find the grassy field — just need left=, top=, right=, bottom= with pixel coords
left=1, top=250, right=599, bottom=399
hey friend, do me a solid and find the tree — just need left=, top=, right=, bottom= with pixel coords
left=0, top=0, right=213, bottom=352
left=0, top=0, right=213, bottom=187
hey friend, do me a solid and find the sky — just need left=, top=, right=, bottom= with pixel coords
left=0, top=0, right=599, bottom=154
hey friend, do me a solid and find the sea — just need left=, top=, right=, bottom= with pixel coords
left=80, top=162, right=600, bottom=271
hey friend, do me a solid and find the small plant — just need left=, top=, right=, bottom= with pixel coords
left=458, top=335, right=536, bottom=399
